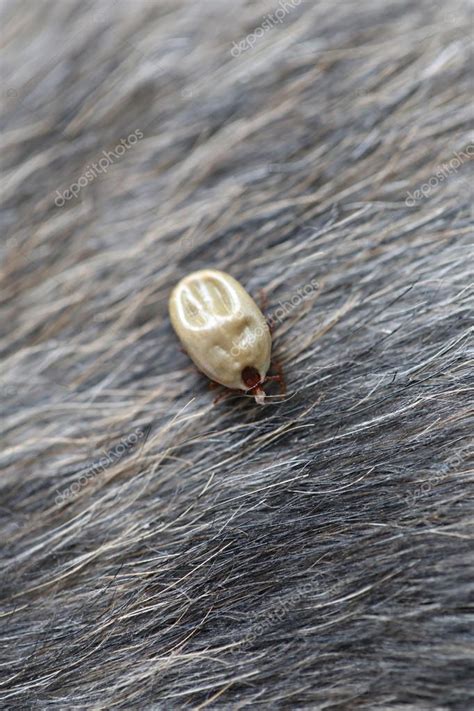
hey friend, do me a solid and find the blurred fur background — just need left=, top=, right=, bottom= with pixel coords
left=1, top=0, right=473, bottom=708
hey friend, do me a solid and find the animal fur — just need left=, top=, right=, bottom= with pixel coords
left=0, top=0, right=473, bottom=708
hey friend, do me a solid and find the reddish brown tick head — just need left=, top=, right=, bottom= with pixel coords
left=241, top=366, right=262, bottom=389
left=241, top=366, right=267, bottom=404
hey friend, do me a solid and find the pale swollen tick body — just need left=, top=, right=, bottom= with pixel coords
left=169, top=268, right=284, bottom=404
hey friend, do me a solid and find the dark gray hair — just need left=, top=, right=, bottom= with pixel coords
left=1, top=0, right=472, bottom=708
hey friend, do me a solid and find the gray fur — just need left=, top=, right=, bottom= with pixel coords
left=0, top=0, right=473, bottom=709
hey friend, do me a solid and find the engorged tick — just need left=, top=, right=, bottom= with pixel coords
left=168, top=268, right=284, bottom=404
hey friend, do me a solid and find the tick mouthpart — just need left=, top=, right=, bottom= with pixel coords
left=253, top=386, right=266, bottom=405
left=241, top=366, right=266, bottom=405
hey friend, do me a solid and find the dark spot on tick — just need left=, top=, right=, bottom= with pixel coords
left=241, top=366, right=261, bottom=389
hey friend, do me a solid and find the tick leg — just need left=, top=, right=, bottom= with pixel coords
left=258, top=288, right=269, bottom=313
left=208, top=380, right=225, bottom=403
left=266, top=360, right=286, bottom=395
left=212, top=390, right=227, bottom=405
left=257, top=288, right=275, bottom=333
left=208, top=380, right=242, bottom=404
left=212, top=387, right=241, bottom=405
